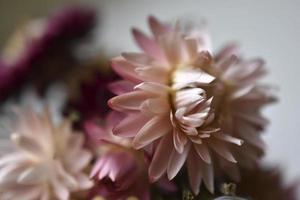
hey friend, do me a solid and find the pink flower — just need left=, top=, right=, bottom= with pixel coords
left=0, top=108, right=93, bottom=200
left=85, top=112, right=177, bottom=200
left=108, top=16, right=275, bottom=195
left=204, top=44, right=276, bottom=177
left=85, top=112, right=151, bottom=200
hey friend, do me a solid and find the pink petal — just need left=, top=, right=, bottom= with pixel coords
left=167, top=144, right=190, bottom=179
left=135, top=82, right=170, bottom=95
left=122, top=52, right=155, bottom=66
left=149, top=134, right=173, bottom=181
left=110, top=56, right=141, bottom=83
left=106, top=111, right=125, bottom=129
left=51, top=177, right=70, bottom=200
left=193, top=143, right=211, bottom=164
left=108, top=80, right=134, bottom=95
left=210, top=139, right=237, bottom=163
left=235, top=121, right=266, bottom=149
left=90, top=157, right=106, bottom=178
left=132, top=28, right=165, bottom=62
left=148, top=15, right=171, bottom=38
left=173, top=129, right=187, bottom=153
left=187, top=149, right=202, bottom=195
left=140, top=97, right=170, bottom=115
left=213, top=132, right=243, bottom=146
left=84, top=121, right=108, bottom=141
left=133, top=115, right=172, bottom=149
left=108, top=90, right=151, bottom=112
left=201, top=161, right=214, bottom=193
left=113, top=113, right=149, bottom=138
left=17, top=164, right=46, bottom=184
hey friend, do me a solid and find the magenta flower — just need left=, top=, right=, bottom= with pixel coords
left=108, top=16, right=275, bottom=194
left=0, top=6, right=96, bottom=102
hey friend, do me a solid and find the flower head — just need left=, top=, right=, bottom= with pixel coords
left=109, top=16, right=275, bottom=195
left=0, top=6, right=96, bottom=102
left=0, top=108, right=93, bottom=200
left=85, top=111, right=177, bottom=200
left=85, top=112, right=151, bottom=200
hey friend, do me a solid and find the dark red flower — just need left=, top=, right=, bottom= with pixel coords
left=0, top=5, right=96, bottom=102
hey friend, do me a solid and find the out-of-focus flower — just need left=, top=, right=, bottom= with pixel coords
left=0, top=108, right=93, bottom=200
left=85, top=112, right=177, bottom=200
left=108, top=16, right=275, bottom=195
left=209, top=44, right=276, bottom=173
left=0, top=6, right=97, bottom=102
left=235, top=165, right=299, bottom=200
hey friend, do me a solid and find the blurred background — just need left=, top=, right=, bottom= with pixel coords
left=1, top=0, right=299, bottom=195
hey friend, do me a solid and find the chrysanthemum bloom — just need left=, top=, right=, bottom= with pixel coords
left=85, top=112, right=159, bottom=200
left=0, top=108, right=93, bottom=200
left=109, top=16, right=275, bottom=194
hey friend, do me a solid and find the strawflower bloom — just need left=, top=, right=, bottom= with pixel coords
left=85, top=112, right=177, bottom=200
left=108, top=16, right=275, bottom=194
left=85, top=112, right=151, bottom=200
left=0, top=108, right=93, bottom=200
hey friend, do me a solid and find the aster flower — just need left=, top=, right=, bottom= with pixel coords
left=85, top=112, right=154, bottom=200
left=0, top=6, right=96, bottom=102
left=0, top=108, right=93, bottom=200
left=108, top=16, right=275, bottom=195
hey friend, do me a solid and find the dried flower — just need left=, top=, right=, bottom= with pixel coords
left=108, top=16, right=275, bottom=195
left=0, top=6, right=96, bottom=102
left=85, top=112, right=151, bottom=200
left=0, top=108, right=93, bottom=200
left=85, top=112, right=177, bottom=200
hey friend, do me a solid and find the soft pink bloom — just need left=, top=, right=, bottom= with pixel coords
left=85, top=112, right=150, bottom=200
left=108, top=16, right=275, bottom=195
left=207, top=44, right=276, bottom=176
left=85, top=112, right=177, bottom=200
left=0, top=108, right=93, bottom=200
